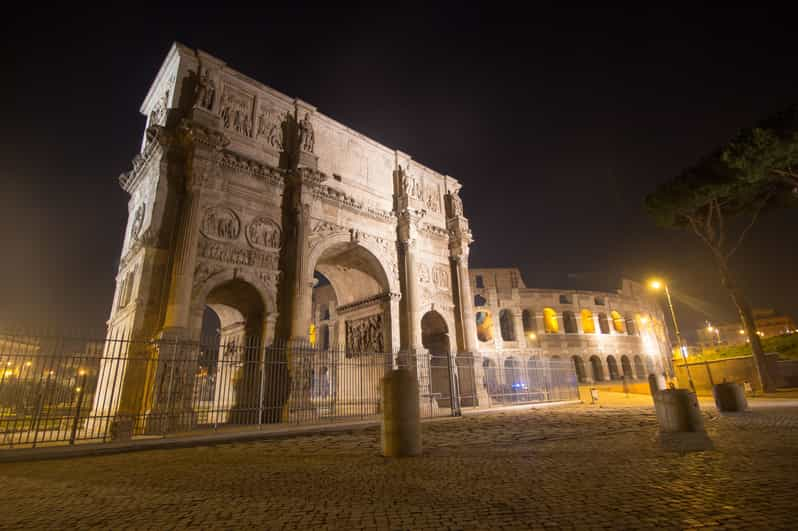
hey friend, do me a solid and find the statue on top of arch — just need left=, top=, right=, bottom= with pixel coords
left=299, top=112, right=315, bottom=153
left=194, top=68, right=216, bottom=111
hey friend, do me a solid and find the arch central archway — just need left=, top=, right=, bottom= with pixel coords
left=305, top=239, right=395, bottom=354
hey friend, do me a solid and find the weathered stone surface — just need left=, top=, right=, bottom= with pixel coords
left=713, top=382, right=748, bottom=412
left=381, top=369, right=421, bottom=457
left=96, top=43, right=475, bottom=419
left=3, top=397, right=798, bottom=529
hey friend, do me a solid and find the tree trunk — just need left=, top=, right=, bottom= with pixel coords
left=716, top=256, right=776, bottom=393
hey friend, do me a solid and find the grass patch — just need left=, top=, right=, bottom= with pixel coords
left=674, top=333, right=798, bottom=362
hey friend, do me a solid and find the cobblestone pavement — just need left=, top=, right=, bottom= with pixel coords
left=2, top=396, right=797, bottom=530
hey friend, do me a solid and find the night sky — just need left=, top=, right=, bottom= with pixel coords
left=1, top=7, right=796, bottom=339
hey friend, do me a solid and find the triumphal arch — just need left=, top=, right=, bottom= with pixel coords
left=97, top=43, right=479, bottom=422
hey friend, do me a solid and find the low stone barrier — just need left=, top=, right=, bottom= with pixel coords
left=381, top=369, right=421, bottom=457
left=713, top=382, right=748, bottom=412
left=653, top=389, right=704, bottom=433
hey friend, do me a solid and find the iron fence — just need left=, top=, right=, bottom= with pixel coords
left=469, top=352, right=580, bottom=408
left=0, top=333, right=578, bottom=449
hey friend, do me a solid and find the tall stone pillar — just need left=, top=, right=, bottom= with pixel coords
left=163, top=185, right=202, bottom=336
left=161, top=127, right=226, bottom=337
left=275, top=104, right=323, bottom=343
left=513, top=308, right=527, bottom=348
left=536, top=313, right=547, bottom=335
left=451, top=254, right=477, bottom=353
left=493, top=308, right=504, bottom=348
left=445, top=186, right=487, bottom=407
left=398, top=227, right=423, bottom=354
left=575, top=312, right=584, bottom=334
left=289, top=200, right=314, bottom=340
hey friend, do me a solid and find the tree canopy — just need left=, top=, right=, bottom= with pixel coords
left=644, top=104, right=797, bottom=393
left=646, top=105, right=798, bottom=238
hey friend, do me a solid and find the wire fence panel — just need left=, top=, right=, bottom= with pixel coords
left=470, top=352, right=579, bottom=408
left=0, top=333, right=578, bottom=449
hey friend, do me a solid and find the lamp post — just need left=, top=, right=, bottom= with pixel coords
left=648, top=279, right=695, bottom=393
left=706, top=322, right=720, bottom=346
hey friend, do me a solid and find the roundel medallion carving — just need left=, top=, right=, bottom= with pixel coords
left=200, top=207, right=240, bottom=241
left=246, top=217, right=281, bottom=250
left=130, top=203, right=145, bottom=240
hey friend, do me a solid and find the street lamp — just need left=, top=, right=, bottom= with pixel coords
left=706, top=322, right=720, bottom=346
left=648, top=278, right=695, bottom=392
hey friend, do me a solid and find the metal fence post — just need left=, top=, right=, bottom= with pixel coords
left=30, top=371, right=50, bottom=448
left=69, top=372, right=88, bottom=445
left=162, top=338, right=178, bottom=436
left=258, top=342, right=266, bottom=428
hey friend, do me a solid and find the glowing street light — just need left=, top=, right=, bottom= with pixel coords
left=527, top=332, right=536, bottom=340
left=648, top=278, right=695, bottom=393
left=706, top=322, right=720, bottom=345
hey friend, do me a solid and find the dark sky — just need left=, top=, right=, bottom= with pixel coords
left=1, top=6, right=796, bottom=339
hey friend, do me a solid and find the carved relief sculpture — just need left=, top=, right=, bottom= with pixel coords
left=311, top=220, right=345, bottom=238
left=255, top=106, right=284, bottom=149
left=246, top=218, right=281, bottom=250
left=198, top=239, right=278, bottom=269
left=200, top=207, right=240, bottom=241
left=417, top=263, right=450, bottom=291
left=345, top=314, right=384, bottom=355
left=219, top=85, right=254, bottom=138
left=130, top=203, right=145, bottom=241
left=193, top=261, right=224, bottom=290
left=399, top=168, right=442, bottom=213
left=418, top=263, right=432, bottom=284
left=432, top=264, right=450, bottom=290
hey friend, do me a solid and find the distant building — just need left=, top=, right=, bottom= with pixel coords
left=0, top=334, right=41, bottom=377
left=697, top=308, right=796, bottom=348
left=469, top=268, right=673, bottom=383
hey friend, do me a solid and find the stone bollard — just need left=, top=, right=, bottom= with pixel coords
left=653, top=389, right=705, bottom=433
left=648, top=373, right=664, bottom=396
left=713, top=382, right=748, bottom=412
left=381, top=368, right=421, bottom=457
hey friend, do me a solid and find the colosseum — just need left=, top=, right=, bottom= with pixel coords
left=469, top=268, right=673, bottom=386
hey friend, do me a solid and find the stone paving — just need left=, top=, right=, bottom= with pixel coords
left=1, top=394, right=797, bottom=530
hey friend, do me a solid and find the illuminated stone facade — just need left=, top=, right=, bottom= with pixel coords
left=96, top=43, right=475, bottom=418
left=96, top=43, right=679, bottom=422
left=470, top=268, right=673, bottom=383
